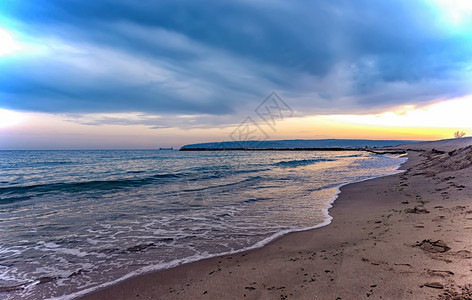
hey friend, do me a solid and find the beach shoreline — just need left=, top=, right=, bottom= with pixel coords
left=80, top=145, right=472, bottom=299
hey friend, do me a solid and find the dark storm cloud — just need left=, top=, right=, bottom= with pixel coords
left=1, top=0, right=471, bottom=124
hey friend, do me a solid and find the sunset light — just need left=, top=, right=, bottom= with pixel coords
left=0, top=109, right=25, bottom=128
left=327, top=97, right=472, bottom=131
left=3, top=2, right=472, bottom=299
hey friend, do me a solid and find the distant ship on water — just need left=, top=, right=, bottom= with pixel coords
left=159, top=147, right=174, bottom=150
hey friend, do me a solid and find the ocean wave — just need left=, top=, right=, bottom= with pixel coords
left=338, top=154, right=363, bottom=158
left=186, top=168, right=268, bottom=181
left=241, top=197, right=271, bottom=204
left=2, top=161, right=75, bottom=170
left=274, top=158, right=335, bottom=168
left=0, top=166, right=271, bottom=205
left=177, top=176, right=262, bottom=194
left=0, top=173, right=182, bottom=204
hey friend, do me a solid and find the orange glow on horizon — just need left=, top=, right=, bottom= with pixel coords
left=1, top=97, right=471, bottom=149
left=265, top=96, right=472, bottom=141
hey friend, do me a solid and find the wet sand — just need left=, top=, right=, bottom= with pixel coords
left=80, top=139, right=472, bottom=299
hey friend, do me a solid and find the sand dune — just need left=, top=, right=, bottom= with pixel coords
left=396, top=136, right=472, bottom=151
left=420, top=146, right=472, bottom=172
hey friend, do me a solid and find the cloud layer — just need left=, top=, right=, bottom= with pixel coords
left=1, top=0, right=472, bottom=127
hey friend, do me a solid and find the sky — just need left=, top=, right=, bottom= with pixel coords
left=1, top=0, right=472, bottom=149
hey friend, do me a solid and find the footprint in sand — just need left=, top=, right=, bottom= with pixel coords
left=427, top=269, right=454, bottom=278
left=432, top=216, right=446, bottom=222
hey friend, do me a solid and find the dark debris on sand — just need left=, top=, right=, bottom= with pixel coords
left=405, top=206, right=430, bottom=214
left=415, top=240, right=450, bottom=253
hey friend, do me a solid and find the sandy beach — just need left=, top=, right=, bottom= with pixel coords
left=4, top=1, right=472, bottom=299
left=80, top=139, right=472, bottom=300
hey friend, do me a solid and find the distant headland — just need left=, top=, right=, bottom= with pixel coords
left=179, top=139, right=417, bottom=152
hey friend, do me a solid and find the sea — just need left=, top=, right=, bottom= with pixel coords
left=0, top=150, right=407, bottom=299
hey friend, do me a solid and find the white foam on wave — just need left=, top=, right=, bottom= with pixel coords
left=0, top=245, right=24, bottom=257
left=37, top=246, right=91, bottom=258
left=0, top=266, right=21, bottom=282
left=86, top=238, right=99, bottom=245
left=48, top=156, right=408, bottom=300
left=41, top=242, right=61, bottom=248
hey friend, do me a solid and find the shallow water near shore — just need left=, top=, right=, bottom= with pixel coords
left=0, top=150, right=406, bottom=299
